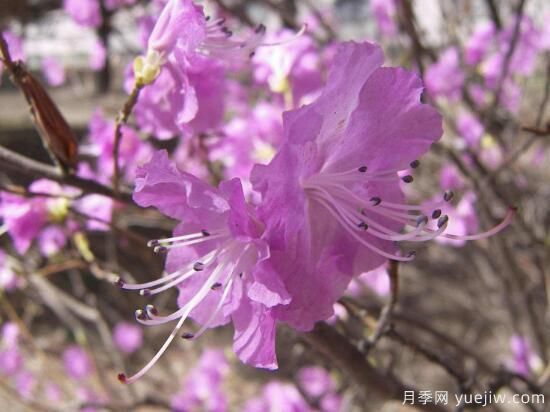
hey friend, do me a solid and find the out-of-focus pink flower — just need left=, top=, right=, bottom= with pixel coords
left=15, top=370, right=36, bottom=399
left=370, top=0, right=398, bottom=37
left=63, top=345, right=93, bottom=380
left=425, top=47, right=464, bottom=101
left=41, top=57, right=66, bottom=87
left=113, top=322, right=143, bottom=354
left=171, top=349, right=228, bottom=412
left=63, top=0, right=101, bottom=28
left=465, top=22, right=495, bottom=65
left=456, top=112, right=484, bottom=148
left=45, top=383, right=63, bottom=403
left=253, top=30, right=323, bottom=106
left=0, top=180, right=69, bottom=255
left=439, top=163, right=465, bottom=190
left=244, top=381, right=309, bottom=412
left=0, top=349, right=23, bottom=376
left=509, top=335, right=543, bottom=377
left=90, top=39, right=107, bottom=71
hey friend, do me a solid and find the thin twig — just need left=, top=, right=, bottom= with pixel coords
left=368, top=260, right=399, bottom=347
left=112, top=83, right=143, bottom=195
left=0, top=144, right=132, bottom=202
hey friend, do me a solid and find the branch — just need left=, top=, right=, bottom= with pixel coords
left=0, top=144, right=132, bottom=202
left=368, top=260, right=399, bottom=347
left=112, top=83, right=143, bottom=195
left=302, top=323, right=449, bottom=411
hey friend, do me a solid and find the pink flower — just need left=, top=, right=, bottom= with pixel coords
left=464, top=22, right=495, bottom=66
left=456, top=112, right=484, bottom=148
left=244, top=381, right=309, bottom=412
left=63, top=0, right=101, bottom=28
left=41, top=57, right=66, bottom=87
left=118, top=150, right=289, bottom=383
left=89, top=39, right=107, bottom=71
left=252, top=41, right=514, bottom=329
left=370, top=0, right=398, bottom=37
left=63, top=345, right=93, bottom=380
left=0, top=180, right=68, bottom=255
left=171, top=349, right=228, bottom=412
left=425, top=47, right=464, bottom=101
left=113, top=322, right=143, bottom=354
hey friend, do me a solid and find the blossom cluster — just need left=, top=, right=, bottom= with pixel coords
left=107, top=0, right=517, bottom=384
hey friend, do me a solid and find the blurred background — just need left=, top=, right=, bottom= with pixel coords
left=0, top=0, right=549, bottom=411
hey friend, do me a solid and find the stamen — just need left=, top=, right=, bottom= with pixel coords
left=358, top=166, right=368, bottom=173
left=370, top=197, right=382, bottom=206
left=401, top=175, right=414, bottom=183
left=182, top=332, right=195, bottom=340
left=410, top=160, right=420, bottom=169
left=444, top=190, right=454, bottom=202
left=437, top=215, right=449, bottom=228
left=432, top=209, right=442, bottom=219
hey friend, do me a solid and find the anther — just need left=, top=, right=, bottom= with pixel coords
left=255, top=24, right=266, bottom=34
left=153, top=245, right=168, bottom=254
left=114, top=278, right=125, bottom=288
left=402, top=175, right=414, bottom=183
left=201, top=230, right=211, bottom=237
left=437, top=215, right=449, bottom=228
left=211, top=282, right=222, bottom=290
left=249, top=51, right=256, bottom=58
left=358, top=165, right=368, bottom=173
left=239, top=272, right=243, bottom=278
left=117, top=373, right=127, bottom=384
left=193, top=262, right=205, bottom=271
left=357, top=221, right=369, bottom=230
left=140, top=289, right=151, bottom=297
left=416, top=215, right=428, bottom=226
left=370, top=197, right=382, bottom=206
left=135, top=310, right=147, bottom=321
left=432, top=209, right=442, bottom=219
left=443, top=191, right=454, bottom=202
left=407, top=251, right=417, bottom=258
left=147, top=239, right=159, bottom=247
left=410, top=160, right=420, bottom=169
left=146, top=304, right=158, bottom=316
left=182, top=332, right=195, bottom=340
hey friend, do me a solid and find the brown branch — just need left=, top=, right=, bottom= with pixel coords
left=112, top=83, right=143, bottom=195
left=485, top=0, right=502, bottom=30
left=0, top=144, right=132, bottom=202
left=368, top=260, right=399, bottom=347
left=487, top=0, right=526, bottom=117
left=302, top=323, right=449, bottom=411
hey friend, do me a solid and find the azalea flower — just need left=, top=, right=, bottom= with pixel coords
left=370, top=0, right=399, bottom=38
left=244, top=381, right=310, bottom=412
left=171, top=349, right=229, bottom=412
left=63, top=0, right=101, bottom=28
left=41, top=57, right=66, bottom=87
left=425, top=47, right=464, bottom=101
left=63, top=345, right=94, bottom=380
left=252, top=41, right=514, bottom=328
left=0, top=180, right=70, bottom=255
left=113, top=322, right=143, bottom=354
left=117, top=150, right=289, bottom=383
